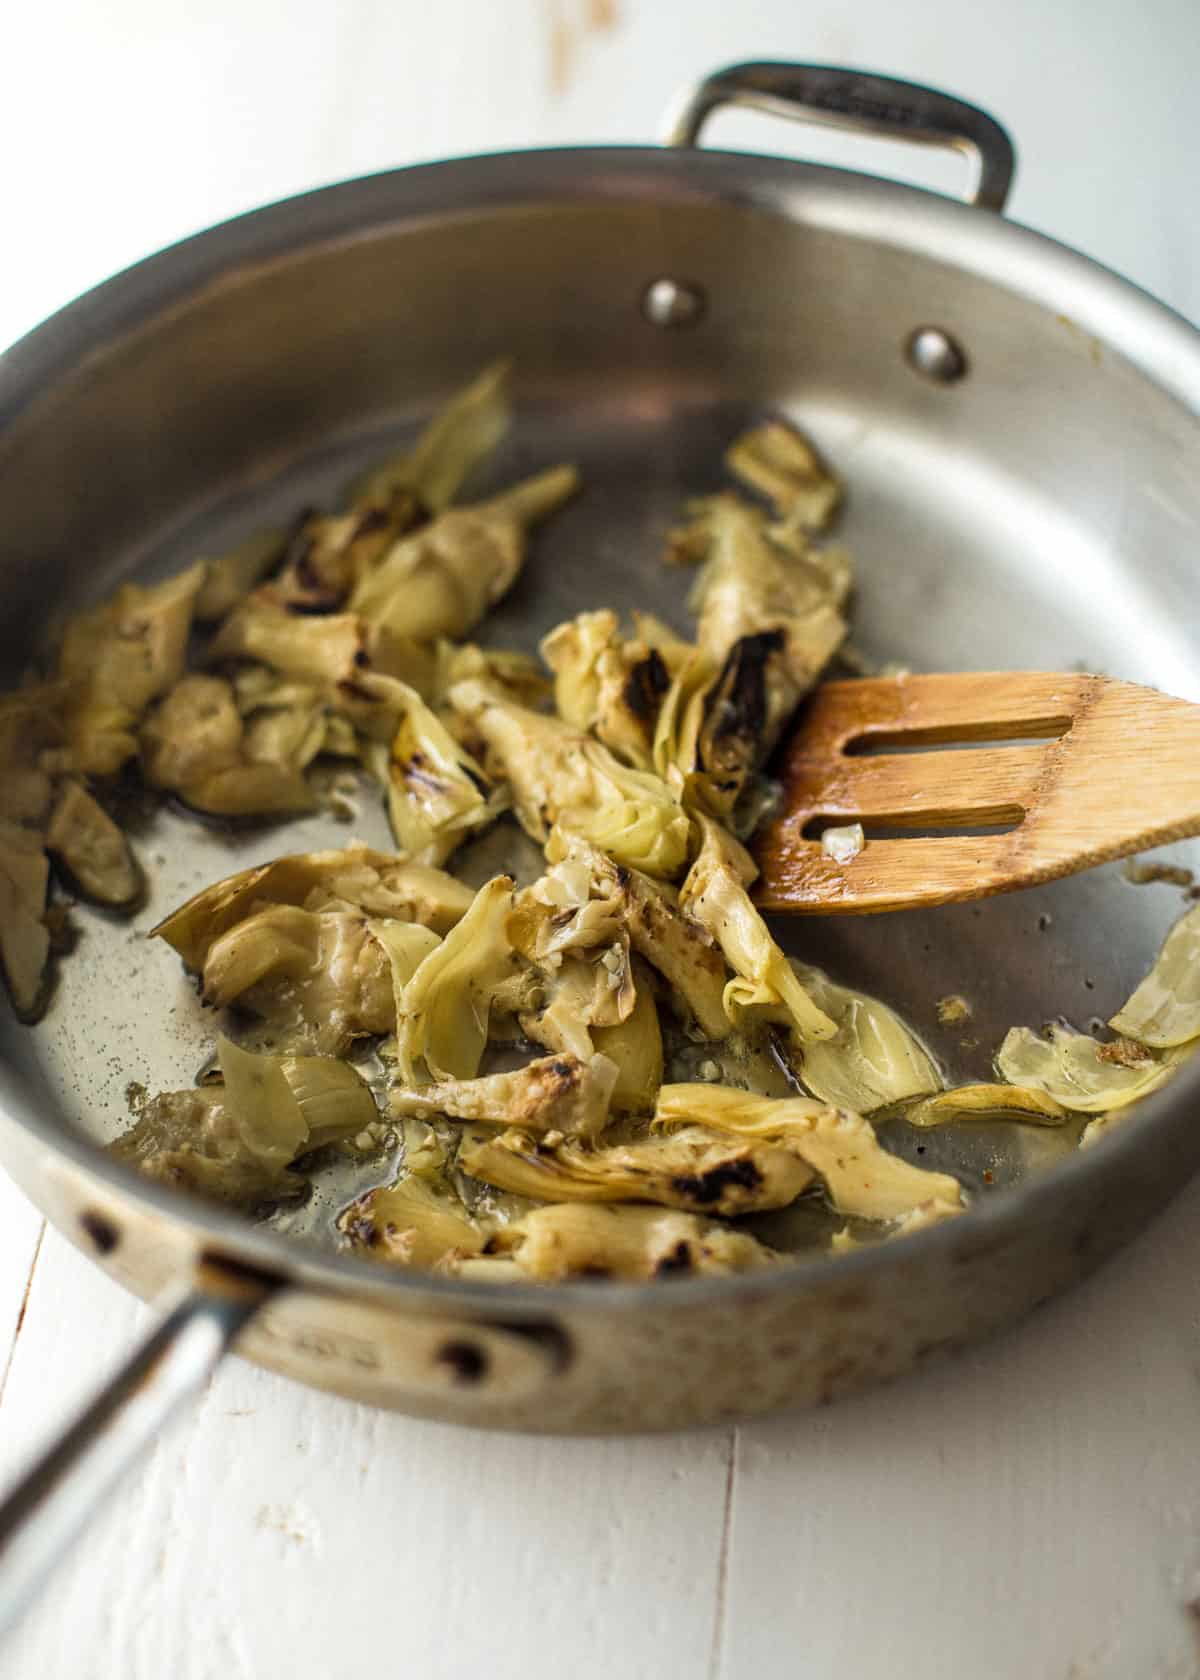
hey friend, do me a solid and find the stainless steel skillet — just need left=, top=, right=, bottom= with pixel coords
left=1, top=61, right=1199, bottom=1626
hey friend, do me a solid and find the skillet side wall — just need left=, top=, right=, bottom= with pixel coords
left=0, top=1092, right=1179, bottom=1432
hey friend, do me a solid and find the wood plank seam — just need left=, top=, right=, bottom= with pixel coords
left=708, top=1427, right=738, bottom=1680
left=0, top=1222, right=46, bottom=1420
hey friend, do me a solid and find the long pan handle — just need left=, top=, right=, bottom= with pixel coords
left=0, top=1257, right=276, bottom=1635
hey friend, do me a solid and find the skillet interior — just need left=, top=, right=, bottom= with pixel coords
left=2, top=147, right=1200, bottom=1287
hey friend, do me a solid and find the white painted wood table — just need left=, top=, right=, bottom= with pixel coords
left=2, top=3, right=1199, bottom=1676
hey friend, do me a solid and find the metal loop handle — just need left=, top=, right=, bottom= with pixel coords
left=0, top=1257, right=277, bottom=1635
left=661, top=62, right=1016, bottom=213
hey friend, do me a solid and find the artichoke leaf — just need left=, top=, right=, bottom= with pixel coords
left=114, top=1038, right=377, bottom=1209
left=906, top=1083, right=1067, bottom=1129
left=370, top=918, right=442, bottom=1026
left=499, top=1202, right=774, bottom=1281
left=141, top=672, right=317, bottom=817
left=372, top=681, right=501, bottom=865
left=0, top=820, right=52, bottom=1021
left=686, top=497, right=846, bottom=749
left=194, top=527, right=288, bottom=623
left=592, top=963, right=664, bottom=1113
left=540, top=610, right=671, bottom=771
left=153, top=843, right=473, bottom=971
left=394, top=875, right=517, bottom=1083
left=680, top=826, right=836, bottom=1045
left=785, top=960, right=942, bottom=1112
left=350, top=465, right=579, bottom=642
left=461, top=1121, right=812, bottom=1215
left=57, top=562, right=206, bottom=776
left=339, top=1174, right=491, bottom=1269
left=452, top=682, right=691, bottom=878
left=348, top=360, right=513, bottom=514
left=391, top=1050, right=617, bottom=1140
left=202, top=905, right=394, bottom=1053
left=655, top=1085, right=965, bottom=1223
left=995, top=1024, right=1192, bottom=1113
left=44, top=779, right=141, bottom=907
left=544, top=836, right=730, bottom=1040
left=1109, top=903, right=1200, bottom=1048
left=207, top=600, right=366, bottom=687
left=725, top=419, right=843, bottom=529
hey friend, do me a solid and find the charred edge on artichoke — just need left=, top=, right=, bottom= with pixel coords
left=670, top=1156, right=764, bottom=1204
left=622, top=649, right=670, bottom=722
left=654, top=1240, right=694, bottom=1276
left=701, top=630, right=785, bottom=768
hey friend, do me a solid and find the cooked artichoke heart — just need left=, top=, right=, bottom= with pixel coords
left=140, top=672, right=317, bottom=816
left=350, top=466, right=579, bottom=642
left=906, top=1083, right=1067, bottom=1128
left=194, top=527, right=287, bottom=623
left=680, top=835, right=836, bottom=1045
left=540, top=610, right=671, bottom=771
left=348, top=359, right=513, bottom=514
left=57, top=562, right=206, bottom=776
left=1109, top=902, right=1200, bottom=1047
left=655, top=1085, right=965, bottom=1223
left=499, top=1202, right=774, bottom=1281
left=202, top=905, right=394, bottom=1053
left=374, top=681, right=501, bottom=865
left=725, top=419, right=842, bottom=529
left=460, top=1122, right=813, bottom=1215
left=153, top=843, right=473, bottom=971
left=45, top=779, right=141, bottom=907
left=394, top=875, right=518, bottom=1083
left=0, top=820, right=51, bottom=1021
left=995, top=1024, right=1193, bottom=1113
left=340, top=1174, right=492, bottom=1269
left=391, top=1051, right=618, bottom=1140
left=452, top=682, right=690, bottom=878
left=112, top=1037, right=376, bottom=1210
left=785, top=960, right=942, bottom=1112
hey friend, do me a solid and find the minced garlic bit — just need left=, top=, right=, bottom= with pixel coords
left=936, top=994, right=972, bottom=1027
left=820, top=823, right=864, bottom=864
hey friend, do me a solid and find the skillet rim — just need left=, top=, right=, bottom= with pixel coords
left=3, top=141, right=1199, bottom=1317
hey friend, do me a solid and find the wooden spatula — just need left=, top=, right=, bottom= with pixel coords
left=753, top=671, right=1200, bottom=914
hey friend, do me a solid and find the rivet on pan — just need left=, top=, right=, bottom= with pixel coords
left=905, top=326, right=968, bottom=384
left=642, top=278, right=706, bottom=329
left=79, top=1209, right=120, bottom=1255
left=436, top=1339, right=490, bottom=1385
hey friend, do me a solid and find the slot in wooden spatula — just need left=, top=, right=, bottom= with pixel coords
left=753, top=671, right=1200, bottom=914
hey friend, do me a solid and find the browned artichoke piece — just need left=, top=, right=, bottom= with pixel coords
left=113, top=1041, right=378, bottom=1209
left=269, top=506, right=400, bottom=611
left=339, top=1175, right=491, bottom=1269
left=391, top=1051, right=619, bottom=1140
left=112, top=1086, right=307, bottom=1209
left=44, top=779, right=141, bottom=907
left=207, top=598, right=367, bottom=687
left=695, top=628, right=787, bottom=814
left=194, top=527, right=288, bottom=623
left=202, top=906, right=394, bottom=1053
left=57, top=562, right=206, bottom=776
left=725, top=420, right=842, bottom=530
left=347, top=359, right=513, bottom=515
left=350, top=465, right=580, bottom=643
left=460, top=1122, right=813, bottom=1216
left=140, top=672, right=316, bottom=818
left=142, top=673, right=243, bottom=790
left=502, top=1202, right=775, bottom=1281
left=579, top=846, right=730, bottom=1041
left=0, top=820, right=52, bottom=1021
left=152, top=844, right=473, bottom=971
